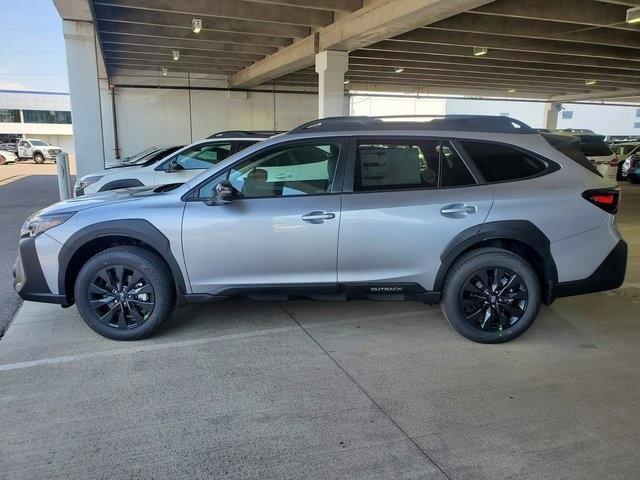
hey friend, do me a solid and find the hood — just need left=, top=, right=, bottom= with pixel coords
left=36, top=185, right=170, bottom=215
left=78, top=165, right=141, bottom=179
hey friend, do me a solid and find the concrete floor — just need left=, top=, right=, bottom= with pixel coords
left=0, top=184, right=638, bottom=480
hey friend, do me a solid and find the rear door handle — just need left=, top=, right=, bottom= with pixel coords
left=440, top=204, right=477, bottom=218
left=302, top=211, right=336, bottom=224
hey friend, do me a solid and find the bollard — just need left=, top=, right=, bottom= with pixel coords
left=56, top=152, right=72, bottom=201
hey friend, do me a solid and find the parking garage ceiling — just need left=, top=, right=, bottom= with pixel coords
left=88, top=0, right=640, bottom=101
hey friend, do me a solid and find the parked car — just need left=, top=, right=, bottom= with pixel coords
left=14, top=116, right=627, bottom=344
left=622, top=154, right=640, bottom=183
left=0, top=149, right=17, bottom=165
left=552, top=131, right=618, bottom=182
left=73, top=136, right=265, bottom=196
left=16, top=138, right=62, bottom=164
left=105, top=145, right=184, bottom=168
left=611, top=141, right=640, bottom=180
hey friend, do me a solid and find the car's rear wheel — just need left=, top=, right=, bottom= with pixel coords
left=33, top=153, right=45, bottom=164
left=441, top=248, right=541, bottom=343
left=74, top=246, right=175, bottom=340
left=0, top=155, right=6, bottom=165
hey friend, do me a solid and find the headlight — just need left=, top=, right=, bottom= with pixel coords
left=20, top=212, right=75, bottom=239
left=75, top=175, right=104, bottom=190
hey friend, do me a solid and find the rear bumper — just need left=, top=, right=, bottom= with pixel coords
left=13, top=237, right=69, bottom=306
left=546, top=240, right=627, bottom=304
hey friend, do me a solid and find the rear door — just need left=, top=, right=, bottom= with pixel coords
left=337, top=137, right=493, bottom=292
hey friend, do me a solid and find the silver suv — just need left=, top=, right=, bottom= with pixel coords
left=13, top=116, right=627, bottom=343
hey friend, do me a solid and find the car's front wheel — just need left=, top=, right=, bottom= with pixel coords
left=441, top=248, right=541, bottom=343
left=74, top=246, right=176, bottom=340
left=33, top=153, right=45, bottom=164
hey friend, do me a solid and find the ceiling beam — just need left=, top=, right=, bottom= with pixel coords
left=551, top=88, right=640, bottom=102
left=350, top=49, right=640, bottom=79
left=97, top=20, right=292, bottom=47
left=102, top=44, right=265, bottom=61
left=472, top=0, right=640, bottom=32
left=100, top=33, right=278, bottom=56
left=106, top=62, right=236, bottom=75
left=247, top=0, right=363, bottom=12
left=363, top=40, right=640, bottom=71
left=394, top=29, right=640, bottom=61
left=231, top=0, right=494, bottom=87
left=431, top=13, right=640, bottom=49
left=93, top=4, right=310, bottom=39
left=93, top=0, right=333, bottom=27
left=104, top=53, right=253, bottom=68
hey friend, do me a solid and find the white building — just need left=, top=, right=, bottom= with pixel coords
left=0, top=90, right=75, bottom=157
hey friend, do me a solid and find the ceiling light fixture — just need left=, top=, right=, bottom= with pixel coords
left=394, top=67, right=404, bottom=73
left=473, top=46, right=488, bottom=56
left=192, top=17, right=203, bottom=33
left=172, top=49, right=180, bottom=61
left=161, top=67, right=168, bottom=76
left=507, top=88, right=517, bottom=93
left=585, top=79, right=597, bottom=85
left=344, top=79, right=350, bottom=84
left=626, top=6, right=640, bottom=23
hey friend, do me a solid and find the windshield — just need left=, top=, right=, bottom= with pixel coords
left=577, top=136, right=613, bottom=157
left=542, top=133, right=602, bottom=176
left=30, top=140, right=49, bottom=146
left=121, top=147, right=159, bottom=163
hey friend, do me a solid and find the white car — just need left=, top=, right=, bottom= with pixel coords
left=0, top=149, right=17, bottom=165
left=553, top=132, right=618, bottom=182
left=104, top=145, right=183, bottom=168
left=16, top=139, right=62, bottom=164
left=74, top=136, right=264, bottom=196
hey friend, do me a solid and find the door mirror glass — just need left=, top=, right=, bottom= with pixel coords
left=165, top=160, right=184, bottom=173
left=205, top=180, right=234, bottom=206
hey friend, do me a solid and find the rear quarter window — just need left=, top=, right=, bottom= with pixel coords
left=458, top=141, right=547, bottom=183
left=542, top=134, right=601, bottom=176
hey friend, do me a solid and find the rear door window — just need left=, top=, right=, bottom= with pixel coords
left=458, top=141, right=547, bottom=182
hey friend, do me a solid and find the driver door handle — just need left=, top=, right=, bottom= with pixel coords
left=440, top=204, right=477, bottom=217
left=301, top=211, right=336, bottom=224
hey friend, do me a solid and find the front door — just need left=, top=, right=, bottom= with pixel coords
left=181, top=138, right=346, bottom=294
left=154, top=141, right=234, bottom=187
left=18, top=140, right=31, bottom=158
left=337, top=137, right=494, bottom=291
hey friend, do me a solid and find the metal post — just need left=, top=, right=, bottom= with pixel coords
left=56, top=152, right=72, bottom=200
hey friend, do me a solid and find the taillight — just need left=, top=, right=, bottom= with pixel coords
left=610, top=155, right=620, bottom=167
left=582, top=188, right=620, bottom=214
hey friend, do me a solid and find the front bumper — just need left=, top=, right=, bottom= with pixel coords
left=13, top=237, right=68, bottom=306
left=547, top=240, right=627, bottom=303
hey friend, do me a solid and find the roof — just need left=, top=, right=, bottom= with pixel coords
left=206, top=130, right=281, bottom=139
left=289, top=115, right=536, bottom=134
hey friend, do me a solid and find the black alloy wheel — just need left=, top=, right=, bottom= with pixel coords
left=89, top=265, right=155, bottom=330
left=460, top=267, right=528, bottom=333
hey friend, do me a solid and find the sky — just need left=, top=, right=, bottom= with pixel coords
left=0, top=0, right=69, bottom=92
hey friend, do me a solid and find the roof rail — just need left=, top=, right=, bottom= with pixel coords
left=206, top=130, right=282, bottom=139
left=289, top=115, right=535, bottom=134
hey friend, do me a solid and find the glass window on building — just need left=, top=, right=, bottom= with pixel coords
left=634, top=122, right=640, bottom=129
left=0, top=109, right=20, bottom=123
left=562, top=111, right=573, bottom=120
left=636, top=108, right=640, bottom=118
left=22, top=110, right=72, bottom=124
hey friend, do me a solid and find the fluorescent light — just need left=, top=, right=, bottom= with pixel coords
left=394, top=67, right=404, bottom=73
left=192, top=17, right=203, bottom=33
left=473, top=46, right=488, bottom=56
left=627, top=6, right=640, bottom=23
left=585, top=79, right=597, bottom=86
left=172, top=50, right=180, bottom=61
left=161, top=67, right=168, bottom=76
left=507, top=88, right=517, bottom=93
left=343, top=79, right=350, bottom=84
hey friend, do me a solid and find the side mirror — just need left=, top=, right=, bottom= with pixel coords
left=205, top=180, right=234, bottom=206
left=165, top=161, right=184, bottom=173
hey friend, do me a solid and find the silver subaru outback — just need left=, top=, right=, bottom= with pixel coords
left=13, top=116, right=627, bottom=343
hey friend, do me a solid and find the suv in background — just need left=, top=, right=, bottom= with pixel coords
left=611, top=141, right=640, bottom=180
left=552, top=130, right=618, bottom=182
left=14, top=116, right=626, bottom=344
left=17, top=138, right=62, bottom=164
left=73, top=135, right=267, bottom=196
left=105, top=145, right=184, bottom=169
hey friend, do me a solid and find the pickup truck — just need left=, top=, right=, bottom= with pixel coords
left=16, top=138, right=62, bottom=164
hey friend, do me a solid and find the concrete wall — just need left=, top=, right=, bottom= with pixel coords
left=557, top=103, right=640, bottom=135
left=110, top=87, right=318, bottom=159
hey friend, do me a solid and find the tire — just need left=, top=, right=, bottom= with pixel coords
left=629, top=176, right=640, bottom=184
left=33, top=153, right=45, bottom=164
left=74, top=246, right=176, bottom=340
left=0, top=155, right=6, bottom=166
left=441, top=248, right=541, bottom=344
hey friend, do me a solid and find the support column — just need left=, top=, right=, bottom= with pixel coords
left=544, top=102, right=562, bottom=130
left=315, top=50, right=348, bottom=119
left=63, top=20, right=105, bottom=178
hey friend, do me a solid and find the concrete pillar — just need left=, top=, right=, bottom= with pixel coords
left=544, top=102, right=562, bottom=131
left=62, top=20, right=105, bottom=178
left=315, top=50, right=348, bottom=119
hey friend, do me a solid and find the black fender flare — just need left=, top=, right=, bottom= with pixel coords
left=98, top=179, right=145, bottom=191
left=58, top=219, right=187, bottom=298
left=433, top=220, right=558, bottom=297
